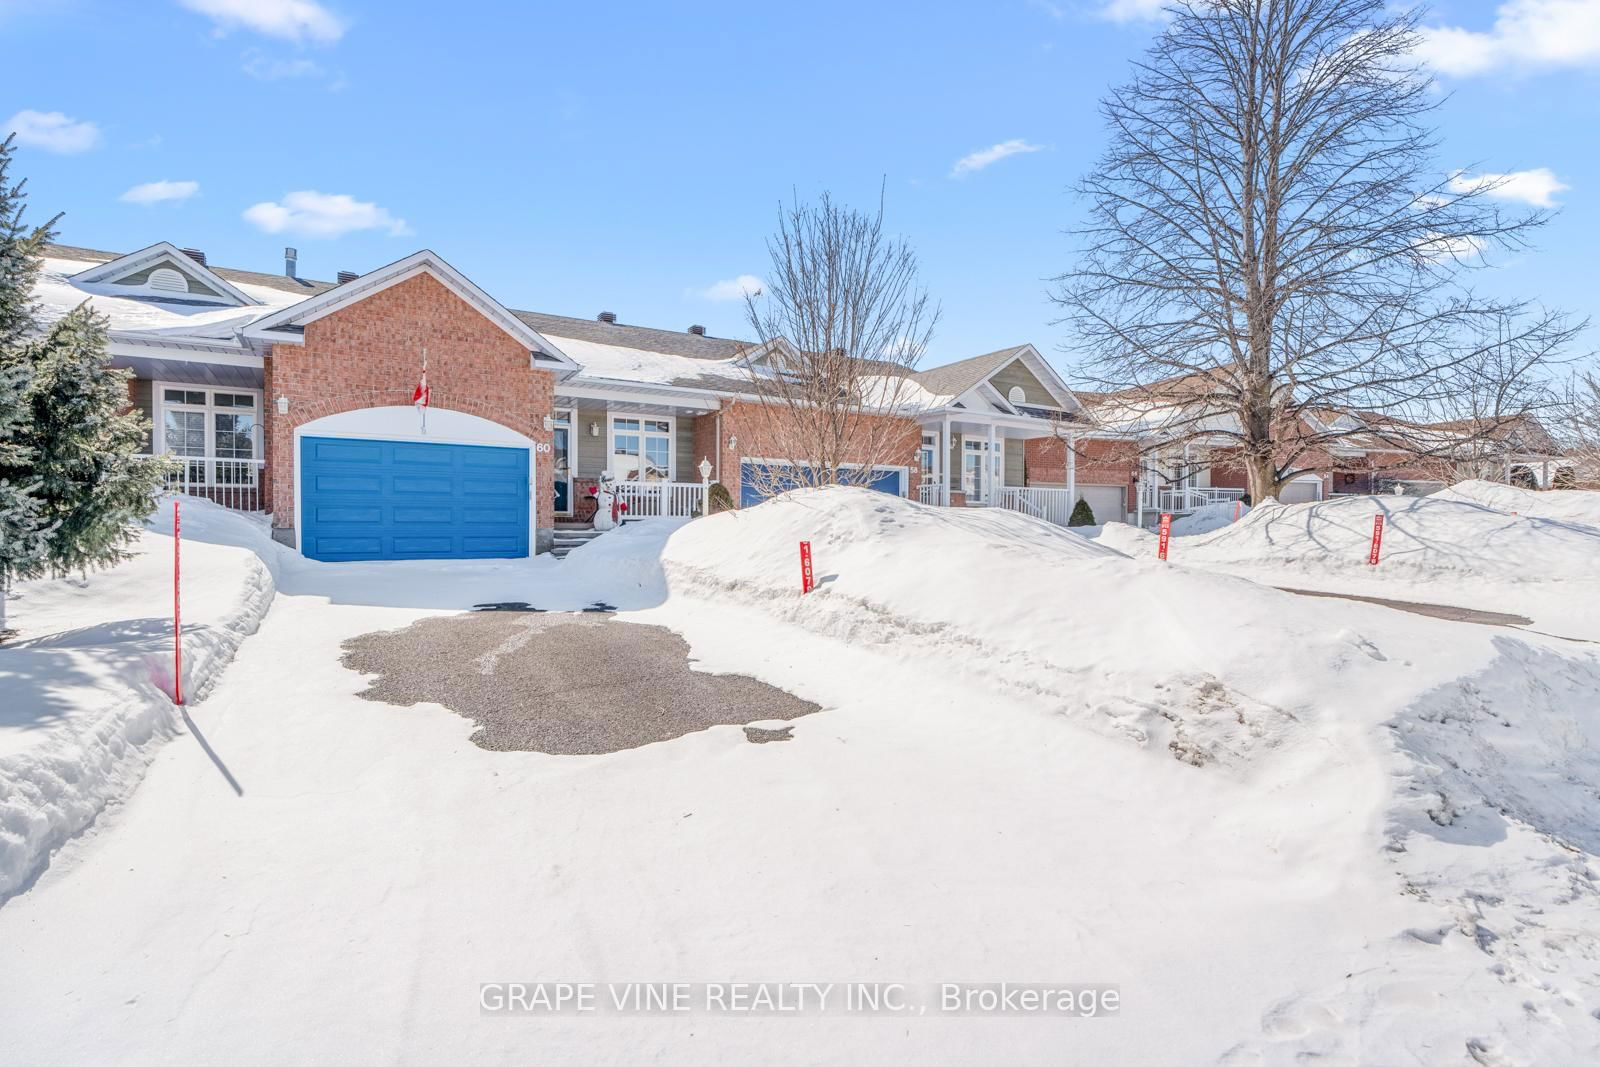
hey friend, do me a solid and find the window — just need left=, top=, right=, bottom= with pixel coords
left=148, top=267, right=189, bottom=294
left=919, top=433, right=937, bottom=477
left=156, top=385, right=261, bottom=484
left=609, top=415, right=673, bottom=482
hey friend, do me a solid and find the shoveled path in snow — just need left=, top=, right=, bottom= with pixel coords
left=0, top=548, right=1437, bottom=1065
left=1275, top=586, right=1533, bottom=627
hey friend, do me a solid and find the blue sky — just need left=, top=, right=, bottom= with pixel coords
left=3, top=0, right=1597, bottom=372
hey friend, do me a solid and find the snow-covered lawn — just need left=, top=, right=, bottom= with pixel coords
left=1, top=488, right=1597, bottom=1063
left=0, top=502, right=275, bottom=899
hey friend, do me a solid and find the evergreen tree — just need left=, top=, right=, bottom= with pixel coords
left=1067, top=498, right=1096, bottom=527
left=15, top=307, right=169, bottom=577
left=0, top=132, right=57, bottom=634
left=0, top=132, right=168, bottom=634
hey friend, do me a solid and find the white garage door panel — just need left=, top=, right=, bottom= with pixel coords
left=1077, top=485, right=1126, bottom=524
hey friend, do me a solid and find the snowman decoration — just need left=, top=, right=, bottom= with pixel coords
left=591, top=471, right=628, bottom=531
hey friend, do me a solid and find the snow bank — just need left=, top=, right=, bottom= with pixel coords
left=661, top=488, right=1370, bottom=765
left=1434, top=478, right=1600, bottom=529
left=1170, top=499, right=1249, bottom=536
left=1173, top=493, right=1600, bottom=582
left=0, top=498, right=275, bottom=900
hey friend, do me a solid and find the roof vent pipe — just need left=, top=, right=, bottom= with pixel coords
left=284, top=247, right=298, bottom=279
left=597, top=311, right=617, bottom=324
left=687, top=324, right=706, bottom=336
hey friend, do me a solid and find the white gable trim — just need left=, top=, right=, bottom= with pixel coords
left=241, top=249, right=579, bottom=376
left=70, top=242, right=254, bottom=306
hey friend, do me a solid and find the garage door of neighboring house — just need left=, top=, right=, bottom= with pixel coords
left=1278, top=476, right=1323, bottom=505
left=299, top=436, right=529, bottom=561
left=739, top=462, right=904, bottom=508
left=1077, top=485, right=1126, bottom=525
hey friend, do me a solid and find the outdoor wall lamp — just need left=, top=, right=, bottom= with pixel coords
left=276, top=396, right=289, bottom=414
left=589, top=421, right=600, bottom=437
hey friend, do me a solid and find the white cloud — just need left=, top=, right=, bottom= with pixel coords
left=241, top=49, right=323, bottom=79
left=120, top=179, right=200, bottom=205
left=4, top=109, right=100, bottom=153
left=697, top=274, right=763, bottom=301
left=950, top=139, right=1044, bottom=178
left=243, top=191, right=410, bottom=238
left=1098, top=0, right=1169, bottom=23
left=1448, top=167, right=1570, bottom=207
left=177, top=0, right=345, bottom=45
left=1417, top=0, right=1600, bottom=77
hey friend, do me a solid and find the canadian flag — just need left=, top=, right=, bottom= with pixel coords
left=412, top=348, right=430, bottom=410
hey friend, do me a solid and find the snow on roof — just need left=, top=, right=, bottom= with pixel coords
left=34, top=256, right=304, bottom=338
left=545, top=332, right=751, bottom=389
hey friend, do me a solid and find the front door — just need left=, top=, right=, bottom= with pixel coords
left=552, top=410, right=572, bottom=515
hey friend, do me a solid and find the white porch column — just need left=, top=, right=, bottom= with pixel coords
left=1066, top=433, right=1076, bottom=504
left=942, top=416, right=952, bottom=506
left=986, top=421, right=998, bottom=505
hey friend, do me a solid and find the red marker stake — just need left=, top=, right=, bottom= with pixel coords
left=1158, top=513, right=1172, bottom=562
left=173, top=498, right=183, bottom=705
left=799, top=540, right=815, bottom=594
left=1233, top=500, right=1242, bottom=522
left=1368, top=513, right=1384, bottom=566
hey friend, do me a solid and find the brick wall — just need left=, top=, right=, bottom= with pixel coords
left=705, top=399, right=922, bottom=504
left=262, top=271, right=557, bottom=549
left=1025, top=437, right=1142, bottom=509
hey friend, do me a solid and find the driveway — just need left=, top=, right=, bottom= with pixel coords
left=340, top=609, right=819, bottom=754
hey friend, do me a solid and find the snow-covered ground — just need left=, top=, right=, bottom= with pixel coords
left=1097, top=492, right=1600, bottom=640
left=1, top=487, right=1597, bottom=1063
left=1434, top=478, right=1600, bottom=528
left=0, top=501, right=275, bottom=899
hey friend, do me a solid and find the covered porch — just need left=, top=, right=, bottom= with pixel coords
left=552, top=383, right=717, bottom=522
left=914, top=412, right=1083, bottom=527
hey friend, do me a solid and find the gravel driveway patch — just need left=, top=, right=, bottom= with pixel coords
left=340, top=611, right=820, bottom=754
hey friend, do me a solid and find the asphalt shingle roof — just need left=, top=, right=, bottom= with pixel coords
left=910, top=345, right=1030, bottom=400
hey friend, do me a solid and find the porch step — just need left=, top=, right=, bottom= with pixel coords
left=551, top=527, right=606, bottom=559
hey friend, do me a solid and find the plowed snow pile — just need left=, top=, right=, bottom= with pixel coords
left=656, top=488, right=1600, bottom=1059
left=1173, top=493, right=1598, bottom=581
left=1434, top=478, right=1600, bottom=528
left=662, top=488, right=1349, bottom=765
left=0, top=499, right=275, bottom=900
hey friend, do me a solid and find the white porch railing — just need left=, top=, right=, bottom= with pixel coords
left=1140, top=484, right=1246, bottom=515
left=995, top=486, right=1078, bottom=526
left=140, top=455, right=267, bottom=513
left=916, top=483, right=944, bottom=506
left=614, top=480, right=707, bottom=519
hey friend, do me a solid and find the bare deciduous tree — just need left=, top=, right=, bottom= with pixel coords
left=1557, top=372, right=1600, bottom=488
left=738, top=190, right=938, bottom=498
left=1053, top=0, right=1584, bottom=501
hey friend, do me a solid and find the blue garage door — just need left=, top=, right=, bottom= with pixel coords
left=739, top=462, right=903, bottom=508
left=299, top=436, right=529, bottom=561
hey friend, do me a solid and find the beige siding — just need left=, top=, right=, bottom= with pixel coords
left=989, top=359, right=1053, bottom=408
left=573, top=405, right=607, bottom=478
left=113, top=263, right=225, bottom=300
left=675, top=416, right=699, bottom=482
left=129, top=378, right=154, bottom=453
left=1005, top=441, right=1025, bottom=487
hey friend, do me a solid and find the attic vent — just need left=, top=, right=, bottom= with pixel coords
left=597, top=311, right=617, bottom=324
left=148, top=267, right=188, bottom=294
left=1008, top=385, right=1027, bottom=405
left=687, top=324, right=707, bottom=336
left=337, top=270, right=358, bottom=285
left=180, top=247, right=206, bottom=266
